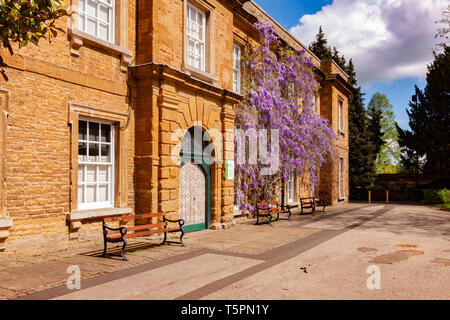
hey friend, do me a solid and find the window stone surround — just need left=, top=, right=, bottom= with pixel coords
left=68, top=0, right=132, bottom=72
left=182, top=0, right=217, bottom=82
left=68, top=102, right=130, bottom=238
left=0, top=90, right=11, bottom=251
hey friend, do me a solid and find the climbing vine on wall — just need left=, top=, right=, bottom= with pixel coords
left=234, top=21, right=336, bottom=214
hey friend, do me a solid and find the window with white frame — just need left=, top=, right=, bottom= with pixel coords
left=233, top=43, right=241, bottom=93
left=314, top=94, right=319, bottom=113
left=288, top=173, right=295, bottom=203
left=186, top=2, right=206, bottom=71
left=78, top=119, right=114, bottom=210
left=338, top=157, right=344, bottom=199
left=338, top=100, right=344, bottom=133
left=288, top=82, right=295, bottom=98
left=78, top=0, right=115, bottom=42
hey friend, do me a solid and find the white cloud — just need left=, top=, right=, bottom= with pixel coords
left=289, top=0, right=447, bottom=87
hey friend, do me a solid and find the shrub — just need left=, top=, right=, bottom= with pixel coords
left=424, top=188, right=450, bottom=205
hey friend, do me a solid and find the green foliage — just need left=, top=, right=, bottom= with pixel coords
left=347, top=59, right=379, bottom=198
left=0, top=0, right=69, bottom=54
left=309, top=26, right=347, bottom=72
left=424, top=188, right=450, bottom=205
left=398, top=46, right=450, bottom=177
left=397, top=87, right=426, bottom=174
left=368, top=93, right=401, bottom=173
left=367, top=106, right=384, bottom=155
left=309, top=26, right=331, bottom=60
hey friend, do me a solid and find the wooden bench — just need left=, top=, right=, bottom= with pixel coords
left=314, top=198, right=327, bottom=213
left=300, top=197, right=327, bottom=215
left=300, top=197, right=316, bottom=215
left=256, top=201, right=291, bottom=225
left=102, top=212, right=185, bottom=261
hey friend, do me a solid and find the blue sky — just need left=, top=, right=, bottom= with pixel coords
left=254, top=0, right=445, bottom=130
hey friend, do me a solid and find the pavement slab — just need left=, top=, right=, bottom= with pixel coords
left=53, top=253, right=263, bottom=300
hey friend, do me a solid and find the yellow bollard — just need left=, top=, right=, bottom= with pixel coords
left=368, top=190, right=371, bottom=204
left=386, top=190, right=389, bottom=204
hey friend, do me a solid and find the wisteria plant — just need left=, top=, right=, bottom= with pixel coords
left=235, top=21, right=337, bottom=214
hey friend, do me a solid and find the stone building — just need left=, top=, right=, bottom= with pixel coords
left=0, top=0, right=350, bottom=254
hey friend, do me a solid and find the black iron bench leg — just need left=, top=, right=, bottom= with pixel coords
left=162, top=230, right=167, bottom=245
left=121, top=237, right=128, bottom=261
left=102, top=233, right=107, bottom=257
left=179, top=228, right=185, bottom=247
left=161, top=218, right=186, bottom=247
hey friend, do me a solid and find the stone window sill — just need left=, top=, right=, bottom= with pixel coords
left=68, top=27, right=132, bottom=71
left=234, top=208, right=245, bottom=217
left=183, top=65, right=218, bottom=84
left=0, top=218, right=13, bottom=229
left=0, top=218, right=13, bottom=247
left=67, top=207, right=132, bottom=221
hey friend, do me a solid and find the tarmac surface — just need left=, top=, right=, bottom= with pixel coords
left=0, top=202, right=449, bottom=300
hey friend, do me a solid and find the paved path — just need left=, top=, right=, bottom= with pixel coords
left=2, top=203, right=450, bottom=300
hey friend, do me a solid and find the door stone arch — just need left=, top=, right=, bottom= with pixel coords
left=179, top=126, right=212, bottom=232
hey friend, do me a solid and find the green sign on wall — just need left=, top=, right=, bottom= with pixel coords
left=225, top=160, right=234, bottom=180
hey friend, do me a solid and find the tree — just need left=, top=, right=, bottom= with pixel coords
left=309, top=26, right=331, bottom=60
left=397, top=87, right=427, bottom=174
left=398, top=47, right=449, bottom=178
left=0, top=0, right=70, bottom=79
left=347, top=59, right=378, bottom=199
left=397, top=88, right=428, bottom=200
left=367, top=106, right=384, bottom=155
left=368, top=93, right=401, bottom=173
left=422, top=47, right=450, bottom=176
left=309, top=27, right=347, bottom=72
left=331, top=46, right=347, bottom=73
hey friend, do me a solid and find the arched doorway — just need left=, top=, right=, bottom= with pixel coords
left=179, top=126, right=212, bottom=232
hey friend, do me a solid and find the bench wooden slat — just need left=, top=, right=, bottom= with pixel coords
left=103, top=212, right=165, bottom=223
left=134, top=213, right=165, bottom=220
left=270, top=209, right=289, bottom=214
left=106, top=222, right=167, bottom=234
left=107, top=227, right=181, bottom=240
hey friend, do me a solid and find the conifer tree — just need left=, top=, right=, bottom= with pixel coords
left=309, top=26, right=332, bottom=60
left=309, top=27, right=347, bottom=71
left=398, top=47, right=449, bottom=177
left=347, top=59, right=379, bottom=198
